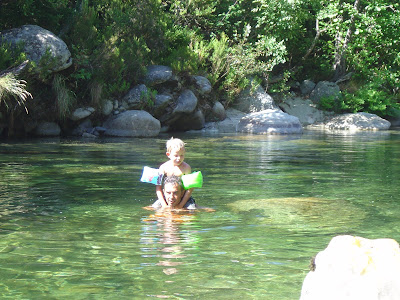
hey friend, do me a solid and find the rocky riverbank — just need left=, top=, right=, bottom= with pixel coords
left=1, top=25, right=397, bottom=138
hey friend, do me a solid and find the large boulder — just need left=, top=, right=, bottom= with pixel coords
left=310, top=81, right=341, bottom=104
left=280, top=97, right=333, bottom=125
left=0, top=25, right=72, bottom=72
left=103, top=110, right=160, bottom=137
left=325, top=112, right=391, bottom=131
left=144, top=65, right=173, bottom=86
left=234, top=84, right=279, bottom=113
left=237, top=109, right=303, bottom=134
left=300, top=235, right=400, bottom=300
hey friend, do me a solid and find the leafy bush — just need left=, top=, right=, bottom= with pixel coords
left=342, top=81, right=400, bottom=117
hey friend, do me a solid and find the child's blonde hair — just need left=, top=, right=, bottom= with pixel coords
left=166, top=137, right=186, bottom=152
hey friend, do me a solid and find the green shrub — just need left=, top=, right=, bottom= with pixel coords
left=342, top=82, right=400, bottom=117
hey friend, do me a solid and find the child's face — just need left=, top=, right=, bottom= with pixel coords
left=163, top=183, right=183, bottom=207
left=167, top=148, right=185, bottom=166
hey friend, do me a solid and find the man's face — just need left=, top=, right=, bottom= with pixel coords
left=163, top=182, right=183, bottom=207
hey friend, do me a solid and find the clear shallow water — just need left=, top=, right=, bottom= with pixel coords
left=0, top=130, right=399, bottom=299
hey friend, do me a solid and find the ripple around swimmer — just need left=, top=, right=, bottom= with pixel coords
left=228, top=197, right=367, bottom=231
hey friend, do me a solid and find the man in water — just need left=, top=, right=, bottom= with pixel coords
left=151, top=175, right=197, bottom=210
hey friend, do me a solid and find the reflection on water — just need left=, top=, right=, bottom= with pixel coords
left=141, top=210, right=196, bottom=277
left=0, top=131, right=399, bottom=299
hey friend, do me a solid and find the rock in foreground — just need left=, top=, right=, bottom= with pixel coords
left=300, top=235, right=400, bottom=300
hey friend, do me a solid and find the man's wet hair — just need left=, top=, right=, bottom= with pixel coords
left=163, top=175, right=183, bottom=190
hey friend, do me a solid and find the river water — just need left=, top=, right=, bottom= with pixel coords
left=0, top=130, right=399, bottom=299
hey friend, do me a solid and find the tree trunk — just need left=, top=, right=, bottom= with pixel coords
left=333, top=0, right=361, bottom=81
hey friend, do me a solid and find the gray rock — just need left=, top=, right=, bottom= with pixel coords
left=280, top=97, right=333, bottom=125
left=203, top=108, right=246, bottom=133
left=122, top=84, right=148, bottom=109
left=104, top=110, right=160, bottom=137
left=310, top=81, right=341, bottom=104
left=1, top=25, right=72, bottom=72
left=172, top=89, right=198, bottom=114
left=171, top=110, right=205, bottom=131
left=144, top=65, right=173, bottom=86
left=237, top=109, right=303, bottom=134
left=212, top=101, right=226, bottom=121
left=192, top=75, right=212, bottom=94
left=82, top=132, right=97, bottom=138
left=34, top=121, right=61, bottom=136
left=153, top=94, right=173, bottom=118
left=300, top=235, right=400, bottom=300
left=70, top=107, right=95, bottom=121
left=71, top=119, right=92, bottom=136
left=235, top=84, right=278, bottom=113
left=102, top=100, right=114, bottom=116
left=324, top=112, right=391, bottom=131
left=300, top=80, right=316, bottom=95
left=94, top=126, right=107, bottom=134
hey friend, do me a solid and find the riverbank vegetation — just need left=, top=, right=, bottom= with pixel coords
left=1, top=0, right=399, bottom=119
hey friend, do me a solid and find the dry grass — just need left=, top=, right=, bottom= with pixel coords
left=0, top=73, right=32, bottom=112
left=53, top=74, right=76, bottom=120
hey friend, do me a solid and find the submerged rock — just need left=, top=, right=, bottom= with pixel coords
left=228, top=197, right=366, bottom=230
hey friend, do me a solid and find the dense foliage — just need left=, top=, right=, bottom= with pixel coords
left=0, top=0, right=399, bottom=118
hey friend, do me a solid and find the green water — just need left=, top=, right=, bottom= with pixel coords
left=0, top=130, right=399, bottom=299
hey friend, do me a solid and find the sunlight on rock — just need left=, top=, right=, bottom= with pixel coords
left=300, top=235, right=400, bottom=300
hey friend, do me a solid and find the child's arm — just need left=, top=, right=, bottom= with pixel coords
left=176, top=163, right=193, bottom=208
left=176, top=188, right=194, bottom=208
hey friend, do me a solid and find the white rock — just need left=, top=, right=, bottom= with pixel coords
left=300, top=235, right=400, bottom=300
left=237, top=109, right=303, bottom=134
left=325, top=112, right=391, bottom=131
